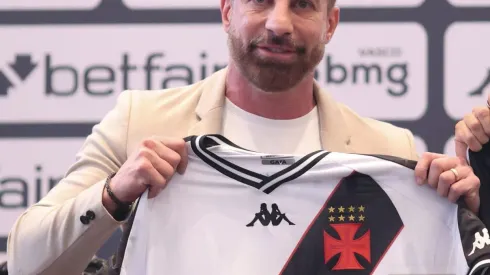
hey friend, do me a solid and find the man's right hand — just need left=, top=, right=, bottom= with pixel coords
left=102, top=137, right=188, bottom=213
left=455, top=94, right=490, bottom=162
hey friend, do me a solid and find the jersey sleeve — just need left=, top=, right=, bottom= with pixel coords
left=458, top=203, right=490, bottom=275
left=468, top=143, right=490, bottom=228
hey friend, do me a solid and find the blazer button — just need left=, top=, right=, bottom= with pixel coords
left=86, top=210, right=96, bottom=220
left=80, top=215, right=90, bottom=225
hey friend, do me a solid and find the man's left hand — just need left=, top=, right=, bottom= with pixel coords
left=414, top=152, right=480, bottom=214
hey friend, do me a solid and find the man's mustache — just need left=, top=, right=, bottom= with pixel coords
left=249, top=34, right=306, bottom=54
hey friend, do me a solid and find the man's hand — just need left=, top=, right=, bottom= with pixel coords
left=415, top=152, right=480, bottom=214
left=102, top=136, right=188, bottom=214
left=455, top=94, right=490, bottom=161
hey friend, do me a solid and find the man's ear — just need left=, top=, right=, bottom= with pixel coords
left=221, top=0, right=233, bottom=32
left=325, top=6, right=340, bottom=44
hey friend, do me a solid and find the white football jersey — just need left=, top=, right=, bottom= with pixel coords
left=117, top=134, right=490, bottom=275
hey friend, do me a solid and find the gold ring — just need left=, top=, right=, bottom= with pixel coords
left=450, top=168, right=460, bottom=181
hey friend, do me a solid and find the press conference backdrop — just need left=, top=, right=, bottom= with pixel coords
left=1, top=0, right=490, bottom=263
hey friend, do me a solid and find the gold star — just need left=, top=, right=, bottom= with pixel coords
left=328, top=216, right=335, bottom=222
left=348, top=206, right=355, bottom=213
left=348, top=215, right=355, bottom=221
left=338, top=206, right=345, bottom=213
left=358, top=206, right=365, bottom=212
left=339, top=215, right=345, bottom=222
left=328, top=206, right=335, bottom=213
left=359, top=215, right=365, bottom=222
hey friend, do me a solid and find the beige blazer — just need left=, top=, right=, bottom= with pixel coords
left=6, top=68, right=418, bottom=275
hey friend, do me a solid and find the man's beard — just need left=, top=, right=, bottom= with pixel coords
left=228, top=30, right=325, bottom=92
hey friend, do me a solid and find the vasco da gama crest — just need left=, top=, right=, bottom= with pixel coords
left=280, top=172, right=404, bottom=274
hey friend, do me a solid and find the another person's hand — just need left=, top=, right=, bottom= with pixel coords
left=103, top=137, right=188, bottom=213
left=415, top=152, right=480, bottom=214
left=455, top=94, right=490, bottom=161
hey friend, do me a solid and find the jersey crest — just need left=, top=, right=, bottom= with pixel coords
left=279, top=172, right=403, bottom=274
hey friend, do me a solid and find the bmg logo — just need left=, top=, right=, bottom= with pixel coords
left=315, top=48, right=409, bottom=97
left=316, top=53, right=409, bottom=97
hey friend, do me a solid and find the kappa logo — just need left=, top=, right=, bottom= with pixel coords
left=246, top=203, right=295, bottom=227
left=468, top=228, right=490, bottom=256
left=0, top=54, right=37, bottom=96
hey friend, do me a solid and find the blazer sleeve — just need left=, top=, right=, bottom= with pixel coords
left=7, top=90, right=134, bottom=275
left=404, top=128, right=420, bottom=161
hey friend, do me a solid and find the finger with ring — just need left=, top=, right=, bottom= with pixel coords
left=450, top=168, right=460, bottom=181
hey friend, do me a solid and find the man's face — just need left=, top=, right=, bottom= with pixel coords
left=224, top=0, right=339, bottom=92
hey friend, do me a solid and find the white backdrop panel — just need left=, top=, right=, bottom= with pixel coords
left=122, top=0, right=425, bottom=9
left=444, top=22, right=490, bottom=120
left=0, top=23, right=427, bottom=123
left=0, top=0, right=101, bottom=10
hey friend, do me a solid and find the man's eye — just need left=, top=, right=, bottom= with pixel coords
left=296, top=0, right=311, bottom=8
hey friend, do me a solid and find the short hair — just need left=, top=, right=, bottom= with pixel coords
left=328, top=0, right=336, bottom=10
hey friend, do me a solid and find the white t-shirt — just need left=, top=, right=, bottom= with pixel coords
left=222, top=98, right=322, bottom=155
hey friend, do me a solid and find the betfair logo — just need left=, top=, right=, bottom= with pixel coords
left=0, top=54, right=37, bottom=96
left=0, top=165, right=61, bottom=209
left=0, top=52, right=227, bottom=98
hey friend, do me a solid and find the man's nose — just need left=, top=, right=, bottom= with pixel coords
left=265, top=3, right=293, bottom=37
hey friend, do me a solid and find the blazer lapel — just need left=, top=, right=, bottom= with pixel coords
left=314, top=84, right=353, bottom=153
left=188, top=68, right=353, bottom=154
left=187, top=68, right=228, bottom=136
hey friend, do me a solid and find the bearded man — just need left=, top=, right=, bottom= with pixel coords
left=6, top=0, right=481, bottom=274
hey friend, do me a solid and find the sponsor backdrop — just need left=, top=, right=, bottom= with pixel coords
left=0, top=0, right=489, bottom=264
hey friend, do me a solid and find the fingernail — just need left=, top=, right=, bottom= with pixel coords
left=416, top=177, right=423, bottom=185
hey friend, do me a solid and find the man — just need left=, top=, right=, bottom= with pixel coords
left=6, top=0, right=480, bottom=274
left=454, top=94, right=490, bottom=226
